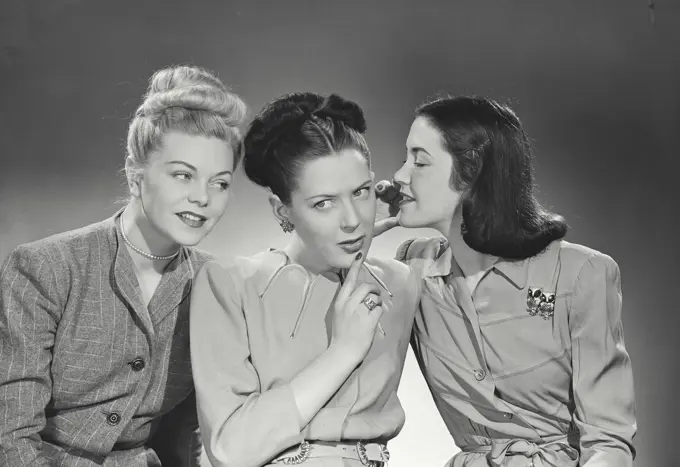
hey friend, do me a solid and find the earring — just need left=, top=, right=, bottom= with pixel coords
left=280, top=219, right=294, bottom=233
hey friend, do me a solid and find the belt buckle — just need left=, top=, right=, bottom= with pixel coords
left=356, top=441, right=390, bottom=466
left=280, top=441, right=311, bottom=465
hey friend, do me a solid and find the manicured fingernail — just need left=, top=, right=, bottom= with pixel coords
left=356, top=252, right=362, bottom=260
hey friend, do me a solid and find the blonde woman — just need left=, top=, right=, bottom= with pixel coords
left=0, top=65, right=246, bottom=466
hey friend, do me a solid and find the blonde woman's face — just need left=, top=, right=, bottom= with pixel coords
left=135, top=131, right=234, bottom=247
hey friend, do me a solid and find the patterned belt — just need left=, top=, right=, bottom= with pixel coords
left=272, top=440, right=390, bottom=466
left=462, top=437, right=579, bottom=467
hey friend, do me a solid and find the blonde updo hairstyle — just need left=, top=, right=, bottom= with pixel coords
left=125, top=65, right=247, bottom=184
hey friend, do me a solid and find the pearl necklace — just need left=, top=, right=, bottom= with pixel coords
left=119, top=215, right=180, bottom=261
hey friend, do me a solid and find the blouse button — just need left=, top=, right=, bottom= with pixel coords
left=474, top=369, right=486, bottom=381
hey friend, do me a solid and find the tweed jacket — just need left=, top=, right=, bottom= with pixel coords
left=0, top=211, right=211, bottom=466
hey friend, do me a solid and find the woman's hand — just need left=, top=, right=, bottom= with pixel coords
left=373, top=180, right=401, bottom=237
left=374, top=217, right=400, bottom=237
left=330, top=252, right=384, bottom=362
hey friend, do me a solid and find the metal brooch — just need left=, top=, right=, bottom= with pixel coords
left=526, top=287, right=555, bottom=320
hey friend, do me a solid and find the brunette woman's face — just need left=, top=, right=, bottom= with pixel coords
left=393, top=116, right=461, bottom=232
left=132, top=131, right=234, bottom=247
left=285, top=148, right=376, bottom=270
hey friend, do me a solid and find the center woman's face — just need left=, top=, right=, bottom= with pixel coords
left=288, top=148, right=376, bottom=270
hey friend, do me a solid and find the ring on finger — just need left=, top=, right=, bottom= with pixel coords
left=362, top=295, right=379, bottom=312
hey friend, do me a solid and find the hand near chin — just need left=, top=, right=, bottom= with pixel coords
left=330, top=252, right=384, bottom=362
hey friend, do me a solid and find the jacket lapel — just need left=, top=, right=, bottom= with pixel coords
left=108, top=210, right=155, bottom=337
left=108, top=209, right=205, bottom=331
left=147, top=250, right=192, bottom=326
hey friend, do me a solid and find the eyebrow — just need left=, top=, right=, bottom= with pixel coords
left=166, top=160, right=232, bottom=177
left=408, top=146, right=432, bottom=156
left=305, top=179, right=373, bottom=201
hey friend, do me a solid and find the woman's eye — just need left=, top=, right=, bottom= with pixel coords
left=354, top=187, right=370, bottom=198
left=173, top=172, right=191, bottom=181
left=314, top=200, right=330, bottom=209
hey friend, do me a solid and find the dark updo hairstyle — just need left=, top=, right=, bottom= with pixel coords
left=416, top=95, right=567, bottom=259
left=243, top=92, right=370, bottom=204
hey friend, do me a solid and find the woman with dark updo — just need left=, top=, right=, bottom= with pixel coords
left=190, top=93, right=420, bottom=467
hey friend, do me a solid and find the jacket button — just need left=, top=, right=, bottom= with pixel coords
left=130, top=357, right=145, bottom=372
left=106, top=412, right=121, bottom=426
left=474, top=369, right=486, bottom=381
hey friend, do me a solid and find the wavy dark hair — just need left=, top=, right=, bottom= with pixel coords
left=243, top=92, right=370, bottom=204
left=416, top=95, right=567, bottom=259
